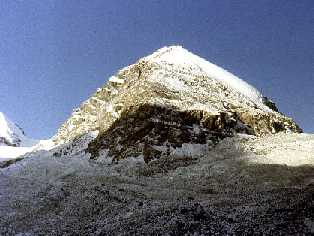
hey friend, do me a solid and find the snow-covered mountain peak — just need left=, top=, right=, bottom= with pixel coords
left=0, top=112, right=36, bottom=147
left=0, top=48, right=311, bottom=236
left=54, top=46, right=301, bottom=147
left=142, top=45, right=264, bottom=106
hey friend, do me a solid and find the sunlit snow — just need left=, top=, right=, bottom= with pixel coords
left=143, top=46, right=264, bottom=105
left=0, top=112, right=39, bottom=161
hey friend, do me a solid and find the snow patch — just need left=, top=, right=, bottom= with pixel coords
left=109, top=76, right=124, bottom=84
left=171, top=143, right=209, bottom=157
left=0, top=146, right=33, bottom=161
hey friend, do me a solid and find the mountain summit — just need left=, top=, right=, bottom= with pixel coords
left=0, top=112, right=38, bottom=162
left=1, top=46, right=313, bottom=235
left=142, top=46, right=264, bottom=104
left=0, top=112, right=36, bottom=147
left=53, top=46, right=301, bottom=162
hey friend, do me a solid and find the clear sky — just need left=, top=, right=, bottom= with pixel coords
left=0, top=0, right=313, bottom=139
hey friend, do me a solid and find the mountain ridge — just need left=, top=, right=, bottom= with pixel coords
left=53, top=46, right=301, bottom=162
left=142, top=46, right=265, bottom=105
left=0, top=112, right=37, bottom=147
left=1, top=46, right=313, bottom=235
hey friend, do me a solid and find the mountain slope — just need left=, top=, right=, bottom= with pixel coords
left=143, top=46, right=264, bottom=105
left=0, top=112, right=36, bottom=147
left=0, top=112, right=38, bottom=162
left=1, top=133, right=314, bottom=235
left=53, top=46, right=301, bottom=162
left=0, top=46, right=312, bottom=235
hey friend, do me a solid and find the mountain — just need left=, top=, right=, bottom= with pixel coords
left=1, top=46, right=313, bottom=235
left=0, top=112, right=37, bottom=147
left=0, top=112, right=38, bottom=162
left=53, top=46, right=301, bottom=162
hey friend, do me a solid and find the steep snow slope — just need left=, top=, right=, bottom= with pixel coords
left=0, top=112, right=38, bottom=162
left=0, top=112, right=37, bottom=147
left=142, top=46, right=264, bottom=106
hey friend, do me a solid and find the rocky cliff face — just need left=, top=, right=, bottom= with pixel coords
left=53, top=46, right=301, bottom=162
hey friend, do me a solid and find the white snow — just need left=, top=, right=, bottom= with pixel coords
left=151, top=143, right=210, bottom=158
left=0, top=146, right=33, bottom=161
left=0, top=112, right=42, bottom=162
left=143, top=46, right=264, bottom=106
left=244, top=133, right=314, bottom=167
left=171, top=143, right=209, bottom=157
left=33, top=139, right=56, bottom=151
left=0, top=112, right=37, bottom=147
left=1, top=132, right=102, bottom=181
left=149, top=71, right=190, bottom=92
left=109, top=76, right=125, bottom=84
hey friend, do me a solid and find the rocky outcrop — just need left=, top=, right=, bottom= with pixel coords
left=87, top=102, right=301, bottom=161
left=87, top=104, right=242, bottom=161
left=0, top=137, right=16, bottom=146
left=262, top=96, right=279, bottom=112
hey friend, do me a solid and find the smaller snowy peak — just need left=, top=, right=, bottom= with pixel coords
left=142, top=46, right=264, bottom=106
left=0, top=112, right=37, bottom=147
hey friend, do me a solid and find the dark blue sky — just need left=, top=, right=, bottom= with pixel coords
left=0, top=0, right=313, bottom=139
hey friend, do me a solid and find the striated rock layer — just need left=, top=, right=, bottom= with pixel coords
left=53, top=46, right=301, bottom=161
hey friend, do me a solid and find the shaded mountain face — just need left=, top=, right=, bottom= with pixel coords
left=53, top=46, right=301, bottom=161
